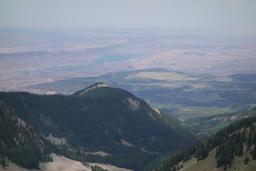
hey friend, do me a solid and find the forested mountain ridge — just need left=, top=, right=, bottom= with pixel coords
left=154, top=108, right=256, bottom=171
left=0, top=83, right=197, bottom=170
left=0, top=101, right=52, bottom=169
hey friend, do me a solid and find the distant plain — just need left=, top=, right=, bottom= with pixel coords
left=1, top=29, right=256, bottom=136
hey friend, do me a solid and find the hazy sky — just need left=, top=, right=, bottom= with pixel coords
left=1, top=0, right=256, bottom=35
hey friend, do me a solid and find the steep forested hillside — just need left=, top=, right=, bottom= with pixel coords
left=0, top=83, right=197, bottom=170
left=154, top=108, right=256, bottom=171
left=0, top=101, right=52, bottom=169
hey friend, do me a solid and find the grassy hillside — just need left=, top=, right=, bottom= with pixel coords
left=175, top=150, right=256, bottom=171
left=154, top=108, right=256, bottom=171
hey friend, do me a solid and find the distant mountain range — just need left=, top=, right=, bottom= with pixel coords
left=0, top=83, right=197, bottom=170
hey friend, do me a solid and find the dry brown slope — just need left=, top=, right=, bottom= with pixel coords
left=179, top=150, right=256, bottom=171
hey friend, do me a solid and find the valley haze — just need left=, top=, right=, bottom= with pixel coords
left=0, top=0, right=256, bottom=171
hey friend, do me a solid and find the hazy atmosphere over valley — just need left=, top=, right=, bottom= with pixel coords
left=0, top=0, right=256, bottom=171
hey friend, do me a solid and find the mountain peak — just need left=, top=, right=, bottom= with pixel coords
left=73, top=82, right=109, bottom=96
left=0, top=85, right=197, bottom=170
